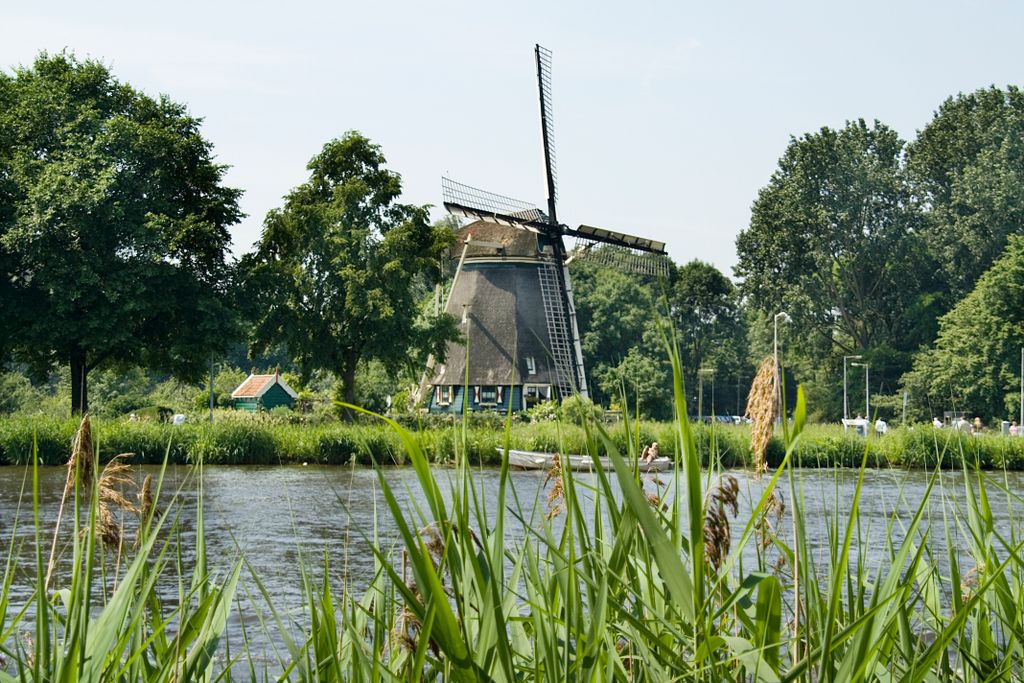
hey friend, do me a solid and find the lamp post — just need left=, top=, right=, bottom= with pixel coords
left=774, top=312, right=791, bottom=418
left=852, top=362, right=869, bottom=418
left=698, top=368, right=715, bottom=421
left=209, top=355, right=215, bottom=423
left=843, top=355, right=863, bottom=420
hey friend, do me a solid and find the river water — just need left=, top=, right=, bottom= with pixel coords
left=0, top=464, right=1019, bottom=671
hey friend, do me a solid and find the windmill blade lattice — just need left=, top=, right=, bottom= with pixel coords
left=569, top=239, right=672, bottom=278
left=536, top=44, right=558, bottom=215
left=441, top=177, right=548, bottom=225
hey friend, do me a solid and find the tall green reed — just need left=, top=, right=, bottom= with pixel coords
left=4, top=351, right=1024, bottom=680
left=0, top=432, right=243, bottom=682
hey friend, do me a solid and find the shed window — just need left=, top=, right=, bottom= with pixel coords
left=480, top=386, right=498, bottom=404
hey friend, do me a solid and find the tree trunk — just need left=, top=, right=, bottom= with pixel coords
left=339, top=353, right=358, bottom=422
left=70, top=348, right=89, bottom=415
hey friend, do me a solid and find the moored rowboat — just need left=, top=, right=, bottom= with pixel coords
left=501, top=448, right=673, bottom=472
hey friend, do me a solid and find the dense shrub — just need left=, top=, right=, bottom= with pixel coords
left=2, top=415, right=1023, bottom=470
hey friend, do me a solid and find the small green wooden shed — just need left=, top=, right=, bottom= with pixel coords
left=230, top=370, right=297, bottom=411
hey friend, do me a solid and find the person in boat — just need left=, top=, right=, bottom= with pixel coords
left=643, top=442, right=660, bottom=464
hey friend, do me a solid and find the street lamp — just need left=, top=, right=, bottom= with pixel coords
left=843, top=355, right=863, bottom=420
left=774, top=312, right=791, bottom=418
left=851, top=362, right=869, bottom=418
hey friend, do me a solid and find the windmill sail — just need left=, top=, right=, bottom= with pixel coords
left=567, top=226, right=670, bottom=277
left=442, top=177, right=549, bottom=229
left=536, top=44, right=558, bottom=225
left=568, top=225, right=666, bottom=254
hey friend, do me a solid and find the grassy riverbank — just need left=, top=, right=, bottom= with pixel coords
left=3, top=414, right=1024, bottom=469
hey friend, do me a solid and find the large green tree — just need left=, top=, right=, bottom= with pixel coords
left=570, top=258, right=657, bottom=407
left=669, top=260, right=747, bottom=414
left=907, top=86, right=1024, bottom=300
left=735, top=119, right=939, bottom=412
left=0, top=53, right=242, bottom=414
left=902, top=235, right=1024, bottom=421
left=242, top=132, right=458, bottom=412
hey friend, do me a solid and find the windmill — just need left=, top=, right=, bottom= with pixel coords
left=425, top=45, right=668, bottom=413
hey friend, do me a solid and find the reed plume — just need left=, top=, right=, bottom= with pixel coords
left=68, top=414, right=95, bottom=494
left=745, top=356, right=778, bottom=473
left=704, top=475, right=739, bottom=572
left=544, top=454, right=565, bottom=519
left=755, top=489, right=786, bottom=551
left=93, top=455, right=138, bottom=552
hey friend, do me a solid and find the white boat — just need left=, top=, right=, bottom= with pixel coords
left=502, top=448, right=673, bottom=472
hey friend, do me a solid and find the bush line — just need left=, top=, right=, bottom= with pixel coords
left=1, top=416, right=1019, bottom=469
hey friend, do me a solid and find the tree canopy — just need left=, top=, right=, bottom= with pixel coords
left=0, top=53, right=242, bottom=414
left=669, top=260, right=746, bottom=414
left=734, top=119, right=942, bottom=412
left=241, top=132, right=458, bottom=413
left=908, top=86, right=1024, bottom=300
left=902, top=235, right=1024, bottom=422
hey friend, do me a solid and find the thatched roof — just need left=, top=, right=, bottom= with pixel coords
left=452, top=220, right=541, bottom=259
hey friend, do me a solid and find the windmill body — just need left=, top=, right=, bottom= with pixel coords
left=427, top=220, right=567, bottom=413
left=425, top=45, right=667, bottom=414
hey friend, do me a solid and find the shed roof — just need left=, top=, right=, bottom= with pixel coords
left=231, top=370, right=298, bottom=399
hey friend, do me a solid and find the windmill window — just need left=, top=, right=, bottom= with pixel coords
left=480, top=386, right=498, bottom=404
left=526, top=357, right=536, bottom=375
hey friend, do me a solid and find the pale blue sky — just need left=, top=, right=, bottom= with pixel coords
left=2, top=1, right=1021, bottom=273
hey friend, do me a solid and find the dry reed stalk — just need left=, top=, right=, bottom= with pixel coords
left=45, top=415, right=95, bottom=590
left=390, top=521, right=460, bottom=657
left=137, top=474, right=155, bottom=520
left=745, top=356, right=778, bottom=473
left=960, top=563, right=983, bottom=603
left=133, top=474, right=157, bottom=550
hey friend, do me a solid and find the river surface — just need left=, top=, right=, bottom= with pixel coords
left=0, top=464, right=1020, bottom=672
